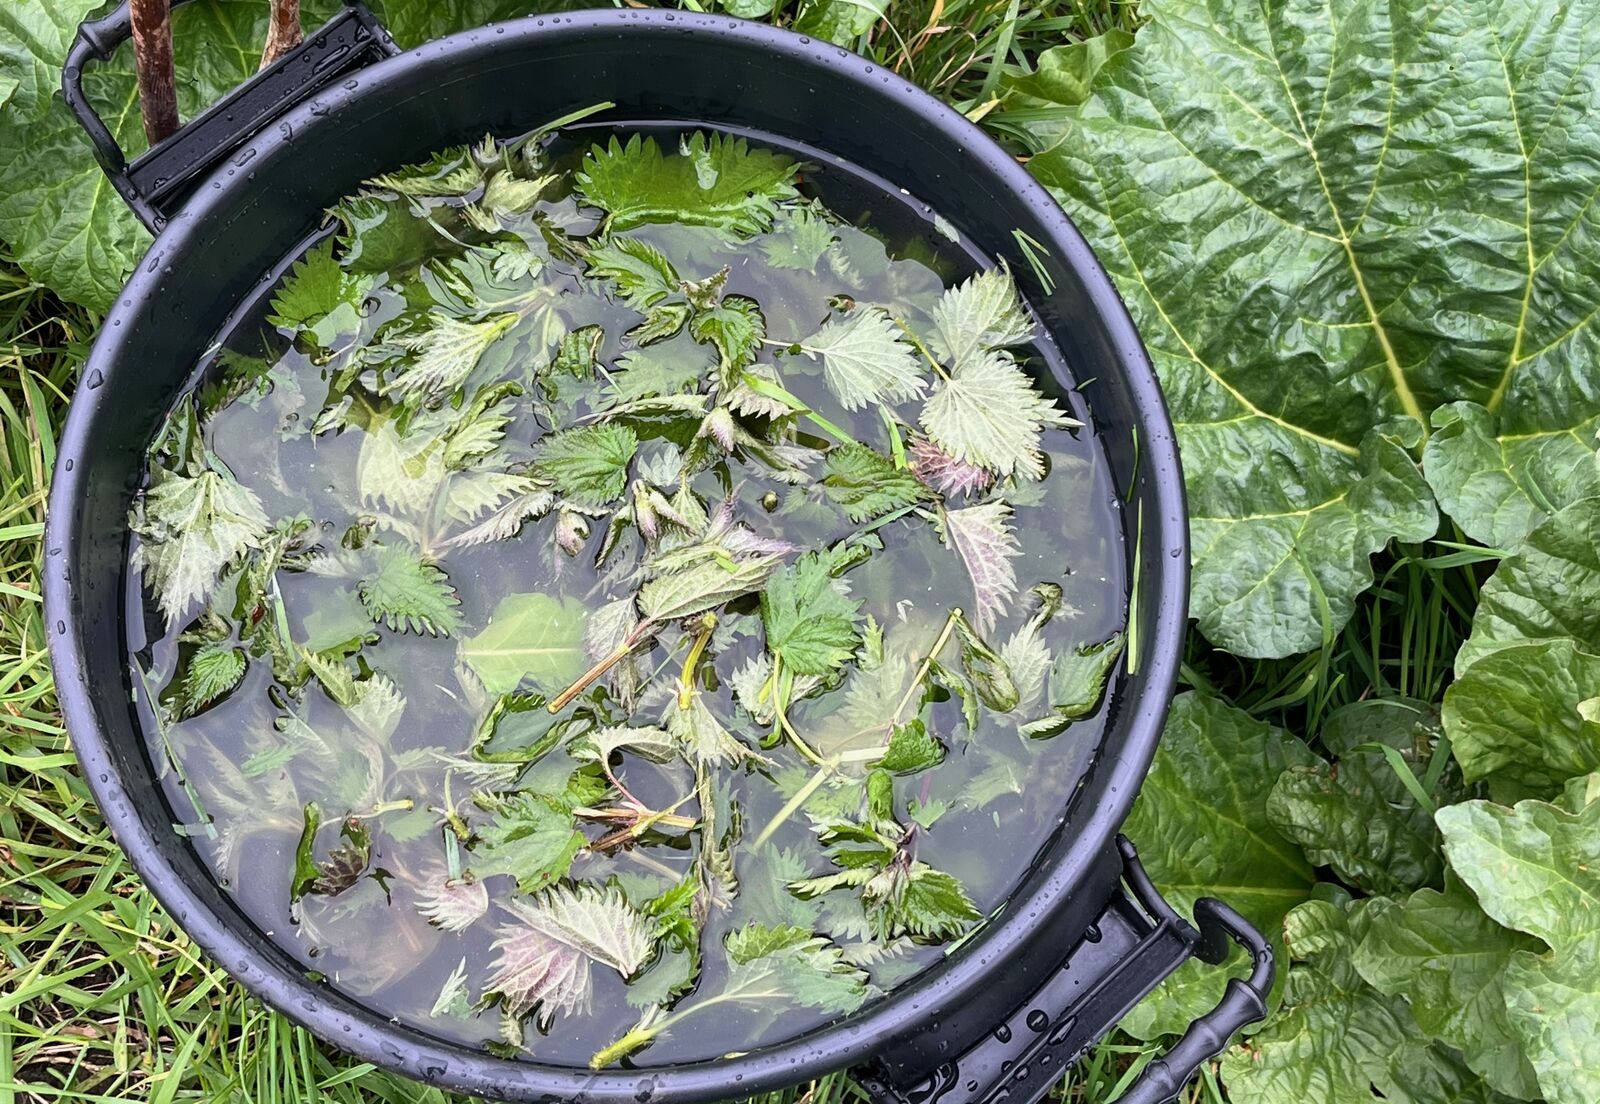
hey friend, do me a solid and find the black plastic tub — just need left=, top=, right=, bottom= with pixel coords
left=44, top=4, right=1272, bottom=1103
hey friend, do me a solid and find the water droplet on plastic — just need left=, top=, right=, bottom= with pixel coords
left=85, top=368, right=104, bottom=389
left=55, top=620, right=66, bottom=634
left=1025, top=1009, right=1048, bottom=1032
left=992, top=1023, right=1012, bottom=1043
left=1084, top=922, right=1102, bottom=943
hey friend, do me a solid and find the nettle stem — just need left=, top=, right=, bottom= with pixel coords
left=548, top=621, right=656, bottom=713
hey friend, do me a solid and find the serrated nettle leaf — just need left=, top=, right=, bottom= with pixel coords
left=1439, top=791, right=1600, bottom=1104
left=795, top=308, right=926, bottom=412
left=666, top=693, right=766, bottom=768
left=761, top=552, right=865, bottom=677
left=356, top=420, right=447, bottom=516
left=587, top=236, right=680, bottom=310
left=535, top=423, right=638, bottom=509
left=1020, top=631, right=1124, bottom=741
left=549, top=325, right=605, bottom=381
left=908, top=436, right=993, bottom=499
left=953, top=613, right=1020, bottom=713
left=172, top=642, right=248, bottom=720
left=461, top=592, right=588, bottom=695
left=876, top=719, right=945, bottom=774
left=1012, top=0, right=1600, bottom=657
left=358, top=544, right=462, bottom=637
left=416, top=875, right=490, bottom=933
left=937, top=501, right=1021, bottom=637
left=131, top=466, right=271, bottom=628
left=689, top=295, right=765, bottom=380
left=760, top=203, right=837, bottom=270
left=921, top=351, right=1074, bottom=481
left=925, top=267, right=1033, bottom=368
left=1353, top=876, right=1541, bottom=1099
left=999, top=584, right=1062, bottom=715
left=386, top=312, right=519, bottom=403
left=821, top=443, right=923, bottom=523
left=575, top=132, right=799, bottom=236
left=1219, top=898, right=1505, bottom=1104
left=469, top=792, right=585, bottom=894
left=487, top=884, right=654, bottom=1029
left=1121, top=694, right=1318, bottom=1038
left=268, top=239, right=376, bottom=346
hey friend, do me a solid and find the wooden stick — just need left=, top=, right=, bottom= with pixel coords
left=260, top=0, right=304, bottom=70
left=129, top=0, right=180, bottom=146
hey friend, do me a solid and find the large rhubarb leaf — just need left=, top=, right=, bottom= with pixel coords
left=1016, top=0, right=1600, bottom=657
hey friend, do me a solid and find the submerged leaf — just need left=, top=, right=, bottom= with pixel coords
left=921, top=351, right=1074, bottom=480
left=938, top=501, right=1021, bottom=636
left=386, top=313, right=518, bottom=403
left=358, top=544, right=462, bottom=636
left=461, top=593, right=588, bottom=694
left=132, top=466, right=270, bottom=627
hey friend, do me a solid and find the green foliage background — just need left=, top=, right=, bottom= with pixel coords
left=3, top=0, right=1599, bottom=1101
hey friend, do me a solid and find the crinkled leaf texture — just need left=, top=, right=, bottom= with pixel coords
left=575, top=132, right=799, bottom=236
left=1120, top=693, right=1317, bottom=1038
left=1019, top=0, right=1600, bottom=656
left=1219, top=897, right=1509, bottom=1104
left=1439, top=785, right=1600, bottom=1104
left=1354, top=875, right=1542, bottom=1100
left=1445, top=498, right=1600, bottom=800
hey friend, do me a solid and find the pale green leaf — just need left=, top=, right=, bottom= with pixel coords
left=796, top=308, right=926, bottom=412
left=926, top=267, right=1032, bottom=368
left=460, top=592, right=588, bottom=695
left=920, top=351, right=1074, bottom=480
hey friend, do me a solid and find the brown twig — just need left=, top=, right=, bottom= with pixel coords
left=260, top=0, right=304, bottom=70
left=129, top=0, right=179, bottom=146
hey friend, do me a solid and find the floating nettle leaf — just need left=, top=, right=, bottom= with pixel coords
left=587, top=236, right=680, bottom=310
left=794, top=307, right=926, bottom=412
left=485, top=884, right=655, bottom=1029
left=171, top=642, right=248, bottom=720
left=821, top=444, right=923, bottom=523
left=908, top=436, right=993, bottom=499
left=921, top=350, right=1075, bottom=481
left=1019, top=632, right=1124, bottom=740
left=574, top=725, right=678, bottom=766
left=665, top=693, right=768, bottom=768
left=368, top=145, right=481, bottom=197
left=267, top=239, right=375, bottom=347
left=417, top=875, right=490, bottom=933
left=131, top=464, right=271, bottom=627
left=535, top=423, right=638, bottom=509
left=575, top=132, right=800, bottom=236
left=357, top=543, right=462, bottom=637
left=386, top=312, right=519, bottom=403
left=461, top=592, right=589, bottom=695
left=290, top=805, right=374, bottom=903
left=925, top=267, right=1033, bottom=367
left=470, top=792, right=587, bottom=894
left=761, top=551, right=865, bottom=677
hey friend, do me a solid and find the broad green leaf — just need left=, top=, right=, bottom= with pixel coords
left=1455, top=497, right=1600, bottom=674
left=1266, top=699, right=1446, bottom=897
left=1008, top=0, right=1600, bottom=655
left=461, top=592, right=587, bottom=695
left=795, top=308, right=926, bottom=412
left=1354, top=876, right=1542, bottom=1099
left=876, top=719, right=944, bottom=774
left=1439, top=789, right=1600, bottom=1104
left=665, top=694, right=763, bottom=768
left=920, top=351, right=1074, bottom=481
left=1001, top=29, right=1135, bottom=108
left=761, top=552, right=864, bottom=676
left=357, top=543, right=461, bottom=636
left=822, top=444, right=923, bottom=523
left=575, top=132, right=799, bottom=236
left=791, top=0, right=886, bottom=45
left=0, top=1, right=317, bottom=309
left=1444, top=640, right=1600, bottom=801
left=689, top=294, right=765, bottom=378
left=1219, top=898, right=1508, bottom=1104
left=535, top=423, right=638, bottom=508
left=388, top=312, right=518, bottom=403
left=1424, top=402, right=1600, bottom=550
left=1121, top=693, right=1318, bottom=1038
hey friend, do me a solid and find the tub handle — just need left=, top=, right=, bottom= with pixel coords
left=62, top=0, right=399, bottom=233
left=862, top=836, right=1274, bottom=1104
